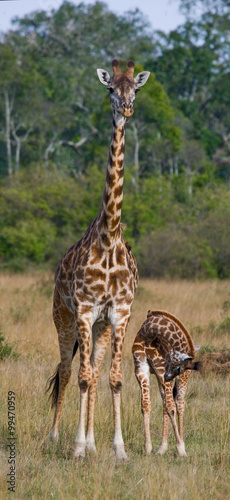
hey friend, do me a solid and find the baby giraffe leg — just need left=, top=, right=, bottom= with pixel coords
left=174, top=371, right=191, bottom=456
left=133, top=352, right=152, bottom=454
left=164, top=381, right=187, bottom=457
left=156, top=380, right=170, bottom=455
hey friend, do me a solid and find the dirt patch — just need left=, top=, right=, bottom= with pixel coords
left=199, top=349, right=230, bottom=374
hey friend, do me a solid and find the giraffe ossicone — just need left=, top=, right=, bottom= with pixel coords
left=132, top=310, right=201, bottom=457
left=47, top=60, right=150, bottom=461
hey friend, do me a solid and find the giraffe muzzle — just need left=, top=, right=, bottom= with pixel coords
left=123, top=108, right=134, bottom=117
left=120, top=102, right=134, bottom=117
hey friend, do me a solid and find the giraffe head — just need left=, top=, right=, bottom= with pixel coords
left=164, top=351, right=194, bottom=382
left=97, top=60, right=150, bottom=117
left=164, top=350, right=202, bottom=382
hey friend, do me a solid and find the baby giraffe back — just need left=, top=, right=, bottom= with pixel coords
left=132, top=310, right=200, bottom=456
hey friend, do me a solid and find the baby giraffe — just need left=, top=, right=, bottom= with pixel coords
left=132, top=310, right=200, bottom=457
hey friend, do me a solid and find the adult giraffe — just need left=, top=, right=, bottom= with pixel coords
left=47, top=60, right=150, bottom=460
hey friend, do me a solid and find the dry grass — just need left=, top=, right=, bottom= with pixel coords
left=0, top=273, right=230, bottom=499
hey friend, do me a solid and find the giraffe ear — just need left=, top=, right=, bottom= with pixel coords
left=174, top=351, right=194, bottom=365
left=180, top=354, right=194, bottom=365
left=97, top=69, right=111, bottom=86
left=134, top=71, right=150, bottom=88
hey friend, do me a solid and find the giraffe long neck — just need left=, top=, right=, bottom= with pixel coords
left=98, top=112, right=126, bottom=247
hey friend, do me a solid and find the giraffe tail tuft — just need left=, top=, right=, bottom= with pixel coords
left=72, top=339, right=79, bottom=359
left=193, top=361, right=202, bottom=372
left=46, top=363, right=60, bottom=409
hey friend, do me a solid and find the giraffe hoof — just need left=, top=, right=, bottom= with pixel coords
left=177, top=443, right=187, bottom=457
left=49, top=430, right=58, bottom=441
left=86, top=440, right=97, bottom=454
left=74, top=443, right=86, bottom=460
left=156, top=444, right=168, bottom=455
left=113, top=445, right=128, bottom=462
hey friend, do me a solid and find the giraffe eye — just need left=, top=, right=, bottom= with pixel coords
left=108, top=87, right=114, bottom=93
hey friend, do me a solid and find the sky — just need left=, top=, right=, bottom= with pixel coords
left=0, top=0, right=185, bottom=34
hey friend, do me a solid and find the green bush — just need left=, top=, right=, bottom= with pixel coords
left=0, top=333, right=18, bottom=361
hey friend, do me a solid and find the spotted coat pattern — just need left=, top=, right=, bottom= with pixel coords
left=48, top=60, right=149, bottom=461
left=132, top=310, right=199, bottom=456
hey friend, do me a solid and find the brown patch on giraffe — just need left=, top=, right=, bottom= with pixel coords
left=111, top=144, right=117, bottom=156
left=119, top=143, right=125, bottom=155
left=108, top=273, right=118, bottom=295
left=63, top=251, right=74, bottom=270
left=86, top=267, right=106, bottom=281
left=118, top=167, right=124, bottom=178
left=101, top=233, right=110, bottom=247
left=114, top=185, right=123, bottom=198
left=116, top=246, right=126, bottom=266
left=80, top=304, right=93, bottom=315
left=76, top=268, right=84, bottom=280
left=119, top=131, right=125, bottom=141
left=109, top=251, right=114, bottom=268
left=109, top=153, right=115, bottom=167
left=106, top=171, right=116, bottom=188
left=90, top=242, right=104, bottom=264
left=59, top=281, right=69, bottom=296
left=111, top=216, right=120, bottom=229
left=81, top=251, right=89, bottom=267
left=113, top=131, right=118, bottom=143
left=116, top=200, right=123, bottom=212
left=108, top=229, right=118, bottom=238
left=90, top=284, right=106, bottom=295
left=107, top=201, right=115, bottom=214
left=103, top=190, right=110, bottom=207
left=101, top=258, right=107, bottom=269
left=124, top=294, right=133, bottom=305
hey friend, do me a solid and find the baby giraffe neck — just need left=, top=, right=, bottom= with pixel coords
left=99, top=112, right=126, bottom=246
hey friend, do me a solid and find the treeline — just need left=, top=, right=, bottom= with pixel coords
left=0, top=0, right=230, bottom=278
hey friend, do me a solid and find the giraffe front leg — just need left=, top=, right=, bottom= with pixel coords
left=174, top=371, right=191, bottom=457
left=74, top=317, right=92, bottom=460
left=110, top=321, right=129, bottom=461
left=86, top=324, right=111, bottom=453
left=164, top=381, right=187, bottom=457
left=156, top=379, right=169, bottom=455
left=133, top=353, right=152, bottom=454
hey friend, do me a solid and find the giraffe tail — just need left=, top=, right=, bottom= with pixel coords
left=46, top=340, right=79, bottom=408
left=46, top=363, right=61, bottom=408
left=192, top=361, right=202, bottom=372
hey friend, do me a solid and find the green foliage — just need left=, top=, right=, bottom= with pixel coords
left=0, top=1, right=229, bottom=278
left=0, top=333, right=18, bottom=360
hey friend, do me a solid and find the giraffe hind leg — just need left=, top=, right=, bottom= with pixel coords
left=174, top=371, right=191, bottom=457
left=48, top=290, right=77, bottom=441
left=164, top=381, right=187, bottom=457
left=46, top=337, right=78, bottom=409
left=133, top=348, right=152, bottom=454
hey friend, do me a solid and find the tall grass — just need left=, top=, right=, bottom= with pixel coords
left=0, top=273, right=229, bottom=499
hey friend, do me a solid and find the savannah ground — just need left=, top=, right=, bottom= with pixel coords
left=0, top=273, right=229, bottom=500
